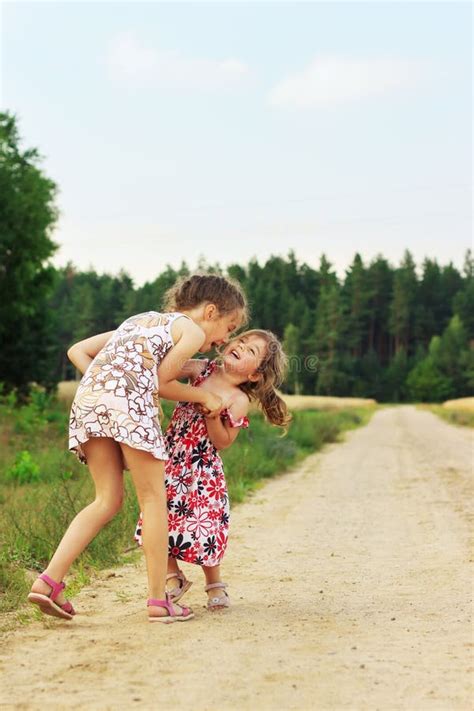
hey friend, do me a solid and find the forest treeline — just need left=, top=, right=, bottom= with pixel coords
left=1, top=111, right=473, bottom=402
left=45, top=251, right=474, bottom=403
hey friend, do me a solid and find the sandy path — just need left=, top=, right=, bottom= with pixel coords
left=0, top=406, right=472, bottom=710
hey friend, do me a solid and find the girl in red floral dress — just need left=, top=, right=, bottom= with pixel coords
left=135, top=329, right=291, bottom=610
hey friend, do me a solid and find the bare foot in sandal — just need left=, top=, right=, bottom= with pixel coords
left=205, top=582, right=230, bottom=611
left=28, top=573, right=76, bottom=620
left=166, top=571, right=193, bottom=602
left=30, top=578, right=66, bottom=606
left=148, top=595, right=194, bottom=623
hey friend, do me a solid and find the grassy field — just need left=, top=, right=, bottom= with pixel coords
left=0, top=387, right=374, bottom=618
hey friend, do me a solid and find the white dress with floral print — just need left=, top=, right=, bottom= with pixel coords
left=69, top=311, right=189, bottom=463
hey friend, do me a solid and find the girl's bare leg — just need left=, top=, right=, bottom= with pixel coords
left=30, top=438, right=124, bottom=604
left=203, top=564, right=227, bottom=603
left=167, top=557, right=181, bottom=591
left=120, top=444, right=189, bottom=618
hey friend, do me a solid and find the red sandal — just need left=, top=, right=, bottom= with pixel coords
left=28, top=573, right=76, bottom=620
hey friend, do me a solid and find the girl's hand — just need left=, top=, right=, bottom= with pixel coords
left=197, top=391, right=223, bottom=418
left=202, top=392, right=249, bottom=450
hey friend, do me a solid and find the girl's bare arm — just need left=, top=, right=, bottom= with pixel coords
left=67, top=331, right=115, bottom=374
left=205, top=393, right=249, bottom=450
left=157, top=324, right=222, bottom=416
left=172, top=358, right=208, bottom=382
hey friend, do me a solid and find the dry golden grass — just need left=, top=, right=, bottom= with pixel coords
left=280, top=394, right=376, bottom=411
left=442, top=397, right=474, bottom=412
left=57, top=380, right=79, bottom=403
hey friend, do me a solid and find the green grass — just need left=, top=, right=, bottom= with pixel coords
left=0, top=389, right=373, bottom=617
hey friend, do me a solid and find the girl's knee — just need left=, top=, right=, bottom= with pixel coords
left=136, top=481, right=166, bottom=506
left=95, top=492, right=123, bottom=521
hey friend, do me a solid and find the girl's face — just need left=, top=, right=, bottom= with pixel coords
left=222, top=334, right=268, bottom=379
left=199, top=308, right=243, bottom=352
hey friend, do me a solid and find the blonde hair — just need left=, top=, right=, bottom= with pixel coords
left=164, top=273, right=248, bottom=324
left=233, top=329, right=292, bottom=429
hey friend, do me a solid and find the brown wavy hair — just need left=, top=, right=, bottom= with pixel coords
left=231, top=329, right=292, bottom=429
left=163, top=273, right=248, bottom=324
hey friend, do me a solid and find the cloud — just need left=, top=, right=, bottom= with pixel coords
left=268, top=56, right=426, bottom=109
left=106, top=32, right=250, bottom=90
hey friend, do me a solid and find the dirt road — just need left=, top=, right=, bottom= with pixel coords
left=1, top=406, right=472, bottom=710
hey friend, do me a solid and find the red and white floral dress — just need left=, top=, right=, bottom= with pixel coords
left=134, top=360, right=249, bottom=567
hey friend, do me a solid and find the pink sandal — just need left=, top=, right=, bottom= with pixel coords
left=205, top=582, right=230, bottom=611
left=166, top=571, right=193, bottom=603
left=147, top=593, right=194, bottom=623
left=27, top=573, right=76, bottom=620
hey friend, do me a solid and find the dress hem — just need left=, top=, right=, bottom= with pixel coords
left=133, top=536, right=227, bottom=568
left=69, top=433, right=169, bottom=465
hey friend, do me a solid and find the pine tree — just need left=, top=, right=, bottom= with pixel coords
left=314, top=256, right=344, bottom=394
left=366, top=255, right=393, bottom=365
left=341, top=253, right=371, bottom=358
left=283, top=323, right=302, bottom=394
left=383, top=348, right=409, bottom=402
left=415, top=258, right=443, bottom=347
left=389, top=251, right=418, bottom=356
left=436, top=315, right=472, bottom=396
left=453, top=250, right=474, bottom=339
left=439, top=262, right=463, bottom=329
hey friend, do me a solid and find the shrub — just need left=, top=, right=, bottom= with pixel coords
left=406, top=358, right=453, bottom=402
left=5, top=451, right=41, bottom=484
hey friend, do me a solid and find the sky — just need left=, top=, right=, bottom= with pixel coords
left=1, top=0, right=472, bottom=285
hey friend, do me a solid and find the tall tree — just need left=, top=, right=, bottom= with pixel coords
left=282, top=323, right=302, bottom=394
left=435, top=315, right=472, bottom=396
left=366, top=255, right=393, bottom=364
left=389, top=251, right=418, bottom=356
left=341, top=253, right=371, bottom=358
left=0, top=112, right=58, bottom=392
left=453, top=250, right=474, bottom=339
left=415, top=258, right=443, bottom=347
left=314, top=256, right=344, bottom=394
left=439, top=262, right=463, bottom=329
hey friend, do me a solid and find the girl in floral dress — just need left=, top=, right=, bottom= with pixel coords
left=135, top=329, right=291, bottom=610
left=28, top=274, right=247, bottom=624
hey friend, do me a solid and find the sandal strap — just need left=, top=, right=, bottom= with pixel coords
left=166, top=571, right=184, bottom=582
left=147, top=597, right=175, bottom=615
left=204, top=582, right=228, bottom=592
left=208, top=591, right=230, bottom=608
left=209, top=596, right=230, bottom=605
left=147, top=595, right=191, bottom=618
left=39, top=573, right=65, bottom=602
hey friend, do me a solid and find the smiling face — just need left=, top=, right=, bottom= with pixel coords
left=198, top=307, right=243, bottom=352
left=222, top=333, right=268, bottom=379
